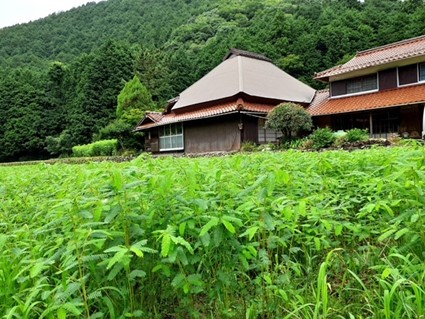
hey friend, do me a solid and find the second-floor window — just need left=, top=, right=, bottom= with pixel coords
left=346, top=74, right=377, bottom=94
left=419, top=63, right=425, bottom=82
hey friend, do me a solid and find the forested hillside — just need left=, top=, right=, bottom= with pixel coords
left=1, top=0, right=424, bottom=162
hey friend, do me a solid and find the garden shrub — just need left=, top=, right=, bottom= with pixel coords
left=266, top=102, right=313, bottom=140
left=345, top=128, right=369, bottom=142
left=240, top=141, right=258, bottom=152
left=72, top=139, right=118, bottom=157
left=309, top=127, right=336, bottom=149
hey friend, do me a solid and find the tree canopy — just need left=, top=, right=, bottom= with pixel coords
left=266, top=103, right=313, bottom=140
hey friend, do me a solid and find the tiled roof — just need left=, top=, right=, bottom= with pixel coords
left=146, top=112, right=164, bottom=122
left=315, top=35, right=425, bottom=80
left=307, top=84, right=425, bottom=116
left=135, top=99, right=275, bottom=130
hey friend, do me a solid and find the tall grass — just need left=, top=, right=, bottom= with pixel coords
left=1, top=146, right=425, bottom=318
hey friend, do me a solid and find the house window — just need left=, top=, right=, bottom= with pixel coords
left=398, top=64, right=418, bottom=85
left=257, top=118, right=282, bottom=143
left=346, top=74, right=377, bottom=94
left=159, top=123, right=183, bottom=151
left=419, top=63, right=425, bottom=82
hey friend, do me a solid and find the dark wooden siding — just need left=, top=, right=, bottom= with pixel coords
left=379, top=68, right=397, bottom=90
left=314, top=116, right=332, bottom=128
left=242, top=116, right=258, bottom=143
left=400, top=105, right=422, bottom=137
left=398, top=64, right=418, bottom=85
left=184, top=116, right=241, bottom=153
left=145, top=128, right=159, bottom=152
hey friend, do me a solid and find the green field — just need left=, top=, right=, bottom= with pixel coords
left=1, top=147, right=425, bottom=319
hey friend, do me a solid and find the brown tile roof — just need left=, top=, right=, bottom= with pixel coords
left=315, top=35, right=425, bottom=80
left=135, top=99, right=275, bottom=130
left=146, top=112, right=164, bottom=122
left=307, top=84, right=425, bottom=116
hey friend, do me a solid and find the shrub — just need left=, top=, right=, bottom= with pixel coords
left=309, top=127, right=336, bottom=150
left=266, top=103, right=313, bottom=140
left=279, top=138, right=307, bottom=150
left=240, top=141, right=258, bottom=152
left=72, top=139, right=118, bottom=157
left=91, top=139, right=119, bottom=156
left=72, top=144, right=93, bottom=157
left=345, top=128, right=369, bottom=142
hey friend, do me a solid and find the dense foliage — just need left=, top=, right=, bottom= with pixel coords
left=72, top=139, right=118, bottom=157
left=1, top=0, right=425, bottom=161
left=266, top=102, right=313, bottom=140
left=1, top=147, right=425, bottom=318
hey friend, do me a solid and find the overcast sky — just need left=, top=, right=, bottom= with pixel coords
left=0, top=0, right=103, bottom=29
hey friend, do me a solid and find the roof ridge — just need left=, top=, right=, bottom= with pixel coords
left=224, top=48, right=272, bottom=62
left=357, top=35, right=425, bottom=56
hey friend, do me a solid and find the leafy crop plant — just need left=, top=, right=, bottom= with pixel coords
left=1, top=146, right=425, bottom=318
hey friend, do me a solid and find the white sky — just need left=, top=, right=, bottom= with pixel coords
left=0, top=0, right=103, bottom=29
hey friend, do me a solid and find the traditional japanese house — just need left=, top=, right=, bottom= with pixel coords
left=135, top=49, right=315, bottom=153
left=308, top=35, right=425, bottom=138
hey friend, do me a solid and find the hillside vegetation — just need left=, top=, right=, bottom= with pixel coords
left=1, top=147, right=425, bottom=318
left=1, top=0, right=425, bottom=161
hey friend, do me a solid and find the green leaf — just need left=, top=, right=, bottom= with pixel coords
left=395, top=228, right=409, bottom=240
left=57, top=308, right=67, bottom=319
left=179, top=222, right=186, bottom=236
left=314, top=237, right=321, bottom=251
left=221, top=218, right=235, bottom=234
left=129, top=246, right=144, bottom=257
left=199, top=217, right=219, bottom=237
left=193, top=199, right=208, bottom=210
left=106, top=248, right=128, bottom=269
left=171, top=273, right=185, bottom=288
left=129, top=269, right=146, bottom=280
left=30, top=262, right=46, bottom=278
left=161, top=234, right=171, bottom=257
left=171, top=236, right=194, bottom=254
left=411, top=214, right=419, bottom=223
left=239, top=226, right=259, bottom=241
left=378, top=228, right=397, bottom=242
left=382, top=268, right=392, bottom=279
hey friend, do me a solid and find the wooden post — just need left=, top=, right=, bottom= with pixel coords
left=369, top=112, right=373, bottom=137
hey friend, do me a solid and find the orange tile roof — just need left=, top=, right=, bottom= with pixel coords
left=135, top=99, right=275, bottom=130
left=307, top=84, right=425, bottom=116
left=316, top=35, right=425, bottom=80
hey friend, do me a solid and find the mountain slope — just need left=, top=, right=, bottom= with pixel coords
left=0, top=0, right=216, bottom=69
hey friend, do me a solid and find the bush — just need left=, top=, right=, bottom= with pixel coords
left=240, top=141, right=258, bottom=152
left=72, top=139, right=118, bottom=157
left=266, top=103, right=313, bottom=140
left=309, top=127, right=335, bottom=150
left=279, top=138, right=307, bottom=150
left=345, top=128, right=369, bottom=142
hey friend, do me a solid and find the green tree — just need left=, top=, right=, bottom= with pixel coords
left=266, top=102, right=313, bottom=140
left=116, top=75, right=154, bottom=118
left=98, top=75, right=155, bottom=152
left=67, top=40, right=134, bottom=146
